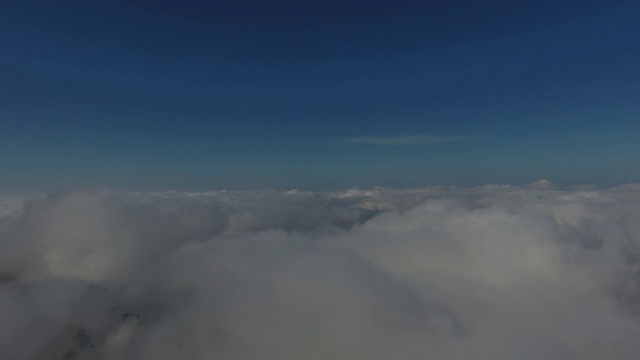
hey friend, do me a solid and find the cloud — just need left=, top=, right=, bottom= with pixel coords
left=1, top=184, right=640, bottom=359
left=342, top=134, right=484, bottom=146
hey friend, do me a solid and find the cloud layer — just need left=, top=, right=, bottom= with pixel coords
left=2, top=184, right=640, bottom=359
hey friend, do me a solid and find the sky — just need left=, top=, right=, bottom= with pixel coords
left=1, top=0, right=639, bottom=191
left=3, top=3, right=640, bottom=356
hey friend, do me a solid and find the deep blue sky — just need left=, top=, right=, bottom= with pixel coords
left=1, top=0, right=639, bottom=191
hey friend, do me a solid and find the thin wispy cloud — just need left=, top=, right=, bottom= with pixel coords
left=342, top=134, right=485, bottom=146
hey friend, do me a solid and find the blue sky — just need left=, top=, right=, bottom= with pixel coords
left=1, top=0, right=639, bottom=191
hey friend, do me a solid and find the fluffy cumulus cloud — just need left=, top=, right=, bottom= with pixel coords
left=2, top=183, right=640, bottom=359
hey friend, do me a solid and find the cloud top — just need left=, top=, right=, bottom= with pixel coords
left=1, top=184, right=640, bottom=359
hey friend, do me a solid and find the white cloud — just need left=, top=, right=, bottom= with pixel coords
left=342, top=134, right=484, bottom=146
left=1, top=184, right=640, bottom=359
